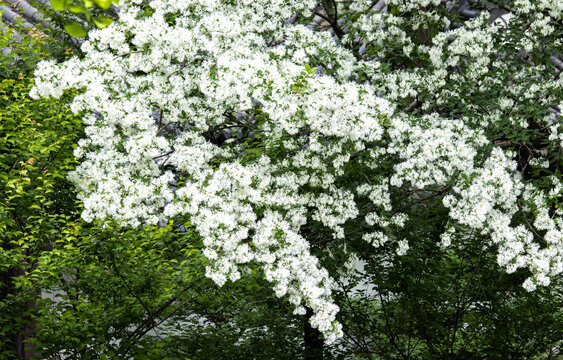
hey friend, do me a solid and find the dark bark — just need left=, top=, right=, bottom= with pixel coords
left=304, top=307, right=323, bottom=360
left=0, top=246, right=40, bottom=359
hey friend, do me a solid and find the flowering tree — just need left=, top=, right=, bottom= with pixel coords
left=32, top=0, right=562, bottom=343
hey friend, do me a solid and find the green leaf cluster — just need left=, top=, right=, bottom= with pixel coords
left=0, top=63, right=84, bottom=358
left=51, top=0, right=117, bottom=36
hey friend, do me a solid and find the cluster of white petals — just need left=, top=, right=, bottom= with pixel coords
left=32, top=0, right=562, bottom=342
left=344, top=0, right=562, bottom=292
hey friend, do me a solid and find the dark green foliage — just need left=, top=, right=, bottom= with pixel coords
left=327, top=196, right=563, bottom=359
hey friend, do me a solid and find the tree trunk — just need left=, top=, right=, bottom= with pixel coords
left=304, top=307, right=323, bottom=360
left=0, top=259, right=39, bottom=359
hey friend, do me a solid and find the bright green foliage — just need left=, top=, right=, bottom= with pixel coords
left=3, top=0, right=118, bottom=44
left=0, top=73, right=83, bottom=358
left=63, top=22, right=88, bottom=37
left=0, top=6, right=82, bottom=62
left=48, top=0, right=117, bottom=36
left=49, top=0, right=67, bottom=11
left=0, top=19, right=83, bottom=356
left=0, top=27, right=46, bottom=80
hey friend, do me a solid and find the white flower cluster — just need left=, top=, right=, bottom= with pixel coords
left=345, top=0, right=562, bottom=292
left=32, top=0, right=562, bottom=342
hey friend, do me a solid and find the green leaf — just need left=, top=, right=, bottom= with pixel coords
left=50, top=0, right=67, bottom=11
left=69, top=5, right=87, bottom=13
left=64, top=23, right=87, bottom=38
left=93, top=0, right=112, bottom=10
left=93, top=16, right=113, bottom=29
